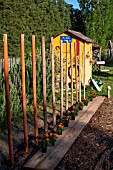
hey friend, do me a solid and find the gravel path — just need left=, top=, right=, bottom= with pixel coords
left=55, top=98, right=113, bottom=170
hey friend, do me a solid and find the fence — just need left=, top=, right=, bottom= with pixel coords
left=1, top=34, right=87, bottom=168
left=0, top=57, right=20, bottom=73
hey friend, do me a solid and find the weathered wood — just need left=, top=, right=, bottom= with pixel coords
left=42, top=37, right=47, bottom=132
left=20, top=34, right=28, bottom=153
left=75, top=42, right=78, bottom=103
left=79, top=42, right=81, bottom=102
left=51, top=37, right=56, bottom=126
left=70, top=42, right=73, bottom=106
left=83, top=42, right=86, bottom=99
left=32, top=35, right=38, bottom=137
left=3, top=34, right=14, bottom=168
left=60, top=40, right=63, bottom=119
left=66, top=41, right=68, bottom=111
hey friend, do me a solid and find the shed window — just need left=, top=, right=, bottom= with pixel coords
left=76, top=40, right=80, bottom=56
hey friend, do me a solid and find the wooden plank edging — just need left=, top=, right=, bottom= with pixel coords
left=23, top=96, right=105, bottom=170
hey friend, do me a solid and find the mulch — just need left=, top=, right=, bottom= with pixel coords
left=55, top=97, right=113, bottom=170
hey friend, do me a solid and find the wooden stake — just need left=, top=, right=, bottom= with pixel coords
left=42, top=37, right=47, bottom=132
left=79, top=42, right=81, bottom=102
left=51, top=37, right=56, bottom=126
left=66, top=41, right=68, bottom=111
left=75, top=42, right=78, bottom=103
left=20, top=34, right=28, bottom=153
left=70, top=42, right=73, bottom=106
left=60, top=40, right=63, bottom=119
left=83, top=42, right=86, bottom=99
left=32, top=35, right=38, bottom=137
left=3, top=34, right=14, bottom=168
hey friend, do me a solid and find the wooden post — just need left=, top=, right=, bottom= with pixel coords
left=70, top=42, right=73, bottom=106
left=32, top=35, right=38, bottom=137
left=1, top=59, right=2, bottom=74
left=66, top=41, right=68, bottom=111
left=51, top=37, right=56, bottom=126
left=60, top=40, right=63, bottom=119
left=83, top=42, right=86, bottom=99
left=3, top=34, right=14, bottom=168
left=42, top=37, right=47, bottom=132
left=75, top=42, right=78, bottom=103
left=108, top=86, right=111, bottom=98
left=20, top=34, right=28, bottom=153
left=100, top=47, right=102, bottom=61
left=79, top=42, right=81, bottom=102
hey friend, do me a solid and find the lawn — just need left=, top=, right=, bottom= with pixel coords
left=92, top=59, right=113, bottom=97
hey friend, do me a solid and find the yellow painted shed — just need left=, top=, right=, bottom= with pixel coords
left=52, top=30, right=93, bottom=85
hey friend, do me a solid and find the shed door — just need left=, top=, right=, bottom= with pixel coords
left=76, top=39, right=80, bottom=56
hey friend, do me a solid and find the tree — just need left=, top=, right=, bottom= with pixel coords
left=77, top=0, right=113, bottom=49
left=0, top=0, right=71, bottom=58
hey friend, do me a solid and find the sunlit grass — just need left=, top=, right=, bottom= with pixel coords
left=92, top=60, right=113, bottom=97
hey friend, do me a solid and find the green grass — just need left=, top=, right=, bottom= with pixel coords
left=92, top=59, right=113, bottom=97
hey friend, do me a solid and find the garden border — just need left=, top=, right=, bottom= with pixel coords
left=23, top=96, right=105, bottom=170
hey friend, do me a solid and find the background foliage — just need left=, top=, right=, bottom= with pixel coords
left=0, top=0, right=71, bottom=58
left=0, top=0, right=113, bottom=58
left=0, top=50, right=52, bottom=129
left=76, top=0, right=113, bottom=49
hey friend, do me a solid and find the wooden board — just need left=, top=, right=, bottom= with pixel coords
left=23, top=96, right=105, bottom=170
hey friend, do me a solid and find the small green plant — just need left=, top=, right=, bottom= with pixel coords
left=70, top=108, right=78, bottom=118
left=57, top=123, right=63, bottom=135
left=78, top=102, right=84, bottom=110
left=82, top=98, right=89, bottom=106
left=38, top=134, right=49, bottom=153
left=64, top=116, right=70, bottom=127
left=0, top=73, right=22, bottom=130
left=49, top=133, right=57, bottom=146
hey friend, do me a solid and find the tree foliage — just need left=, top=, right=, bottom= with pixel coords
left=0, top=0, right=71, bottom=58
left=1, top=0, right=113, bottom=55
left=71, top=0, right=113, bottom=49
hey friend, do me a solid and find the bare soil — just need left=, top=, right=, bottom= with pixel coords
left=56, top=97, right=113, bottom=170
left=0, top=97, right=113, bottom=170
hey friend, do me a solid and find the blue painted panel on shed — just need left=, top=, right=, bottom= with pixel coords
left=60, top=36, right=72, bottom=43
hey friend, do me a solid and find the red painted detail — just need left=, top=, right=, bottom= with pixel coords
left=76, top=40, right=80, bottom=56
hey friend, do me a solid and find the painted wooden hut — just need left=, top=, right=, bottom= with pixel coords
left=52, top=30, right=93, bottom=85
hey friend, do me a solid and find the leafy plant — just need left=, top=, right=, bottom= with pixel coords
left=49, top=133, right=57, bottom=146
left=0, top=73, right=22, bottom=130
left=77, top=101, right=84, bottom=110
left=0, top=49, right=53, bottom=129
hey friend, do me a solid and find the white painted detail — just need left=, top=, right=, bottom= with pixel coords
left=91, top=78, right=101, bottom=91
left=108, top=86, right=111, bottom=98
left=97, top=61, right=105, bottom=64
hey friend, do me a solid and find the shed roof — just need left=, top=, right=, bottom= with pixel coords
left=92, top=44, right=101, bottom=50
left=67, top=30, right=93, bottom=43
left=50, top=29, right=94, bottom=43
